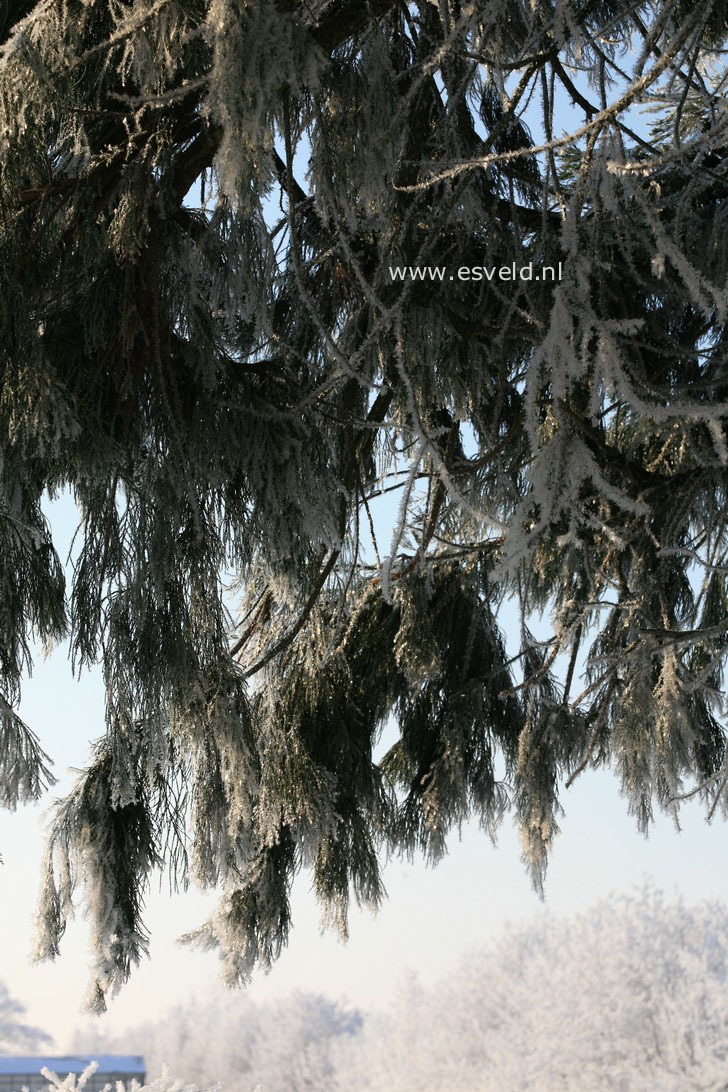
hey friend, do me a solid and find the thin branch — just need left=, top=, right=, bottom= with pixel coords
left=241, top=550, right=340, bottom=678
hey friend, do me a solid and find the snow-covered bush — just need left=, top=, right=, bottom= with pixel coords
left=31, top=1062, right=217, bottom=1092
left=69, top=888, right=728, bottom=1091
left=327, top=887, right=728, bottom=1092
left=71, top=992, right=360, bottom=1092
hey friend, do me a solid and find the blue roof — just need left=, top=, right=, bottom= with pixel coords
left=0, top=1058, right=145, bottom=1076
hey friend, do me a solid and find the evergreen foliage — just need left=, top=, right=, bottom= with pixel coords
left=1, top=0, right=728, bottom=1007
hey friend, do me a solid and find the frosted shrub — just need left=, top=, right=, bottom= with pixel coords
left=33, top=1063, right=219, bottom=1092
left=70, top=991, right=361, bottom=1092
left=68, top=890, right=728, bottom=1090
left=329, top=888, right=728, bottom=1091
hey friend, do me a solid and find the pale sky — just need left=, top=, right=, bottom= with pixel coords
left=1, top=492, right=727, bottom=1052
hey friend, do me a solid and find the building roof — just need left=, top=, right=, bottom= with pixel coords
left=0, top=1059, right=145, bottom=1076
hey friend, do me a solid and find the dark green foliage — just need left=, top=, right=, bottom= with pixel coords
left=1, top=0, right=727, bottom=1007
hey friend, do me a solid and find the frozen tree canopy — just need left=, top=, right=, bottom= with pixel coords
left=2, top=0, right=728, bottom=1008
left=71, top=889, right=728, bottom=1090
left=329, top=888, right=728, bottom=1091
left=73, top=991, right=361, bottom=1092
left=0, top=980, right=51, bottom=1052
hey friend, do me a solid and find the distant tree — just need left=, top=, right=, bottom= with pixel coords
left=0, top=979, right=51, bottom=1052
left=69, top=890, right=728, bottom=1090
left=1, top=0, right=728, bottom=1008
left=71, top=989, right=361, bottom=1092
left=328, top=888, right=728, bottom=1091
